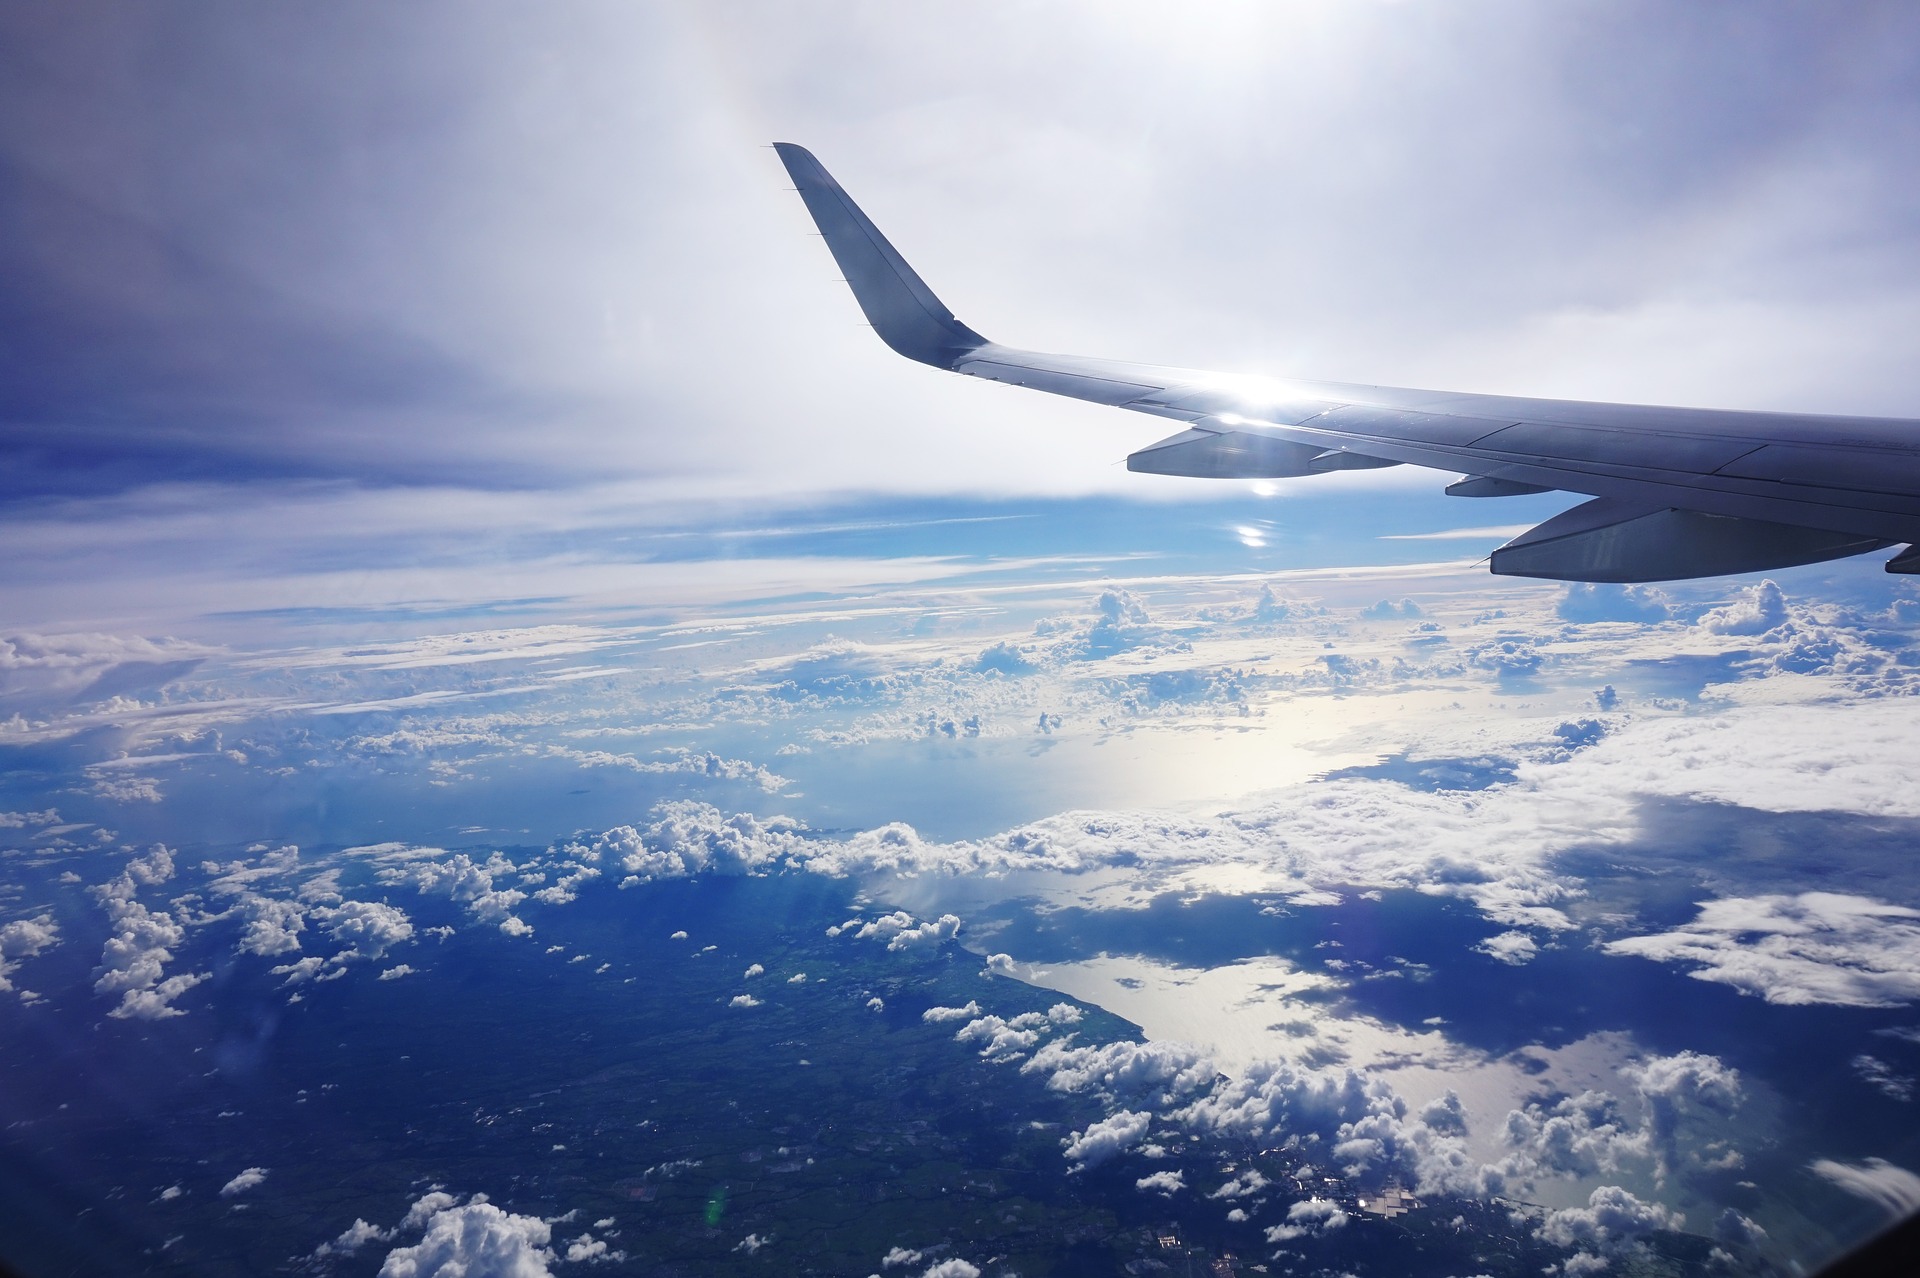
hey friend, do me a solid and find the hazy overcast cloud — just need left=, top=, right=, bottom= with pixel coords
left=5, top=1, right=1920, bottom=627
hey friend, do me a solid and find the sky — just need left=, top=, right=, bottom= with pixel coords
left=7, top=1, right=1920, bottom=638
left=7, top=10, right=1920, bottom=1271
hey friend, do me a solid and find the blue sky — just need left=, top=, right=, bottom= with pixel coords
left=8, top=9, right=1920, bottom=1271
left=7, top=4, right=1920, bottom=555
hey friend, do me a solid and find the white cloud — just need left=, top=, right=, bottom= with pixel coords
left=589, top=801, right=807, bottom=886
left=392, top=852, right=531, bottom=936
left=379, top=1194, right=556, bottom=1278
left=1474, top=930, right=1539, bottom=966
left=232, top=895, right=306, bottom=957
left=1210, top=1169, right=1268, bottom=1199
left=91, top=849, right=207, bottom=1019
left=921, top=1001, right=982, bottom=1023
left=1265, top=1196, right=1349, bottom=1241
left=952, top=1014, right=1043, bottom=1061
left=1810, top=1157, right=1920, bottom=1218
left=219, top=1167, right=269, bottom=1198
left=731, top=995, right=762, bottom=1009
left=379, top=964, right=416, bottom=981
left=851, top=911, right=962, bottom=952
left=1061, top=1109, right=1152, bottom=1168
left=743, top=963, right=764, bottom=978
left=565, top=1233, right=623, bottom=1263
left=313, top=1218, right=393, bottom=1258
left=917, top=1261, right=980, bottom=1278
left=1535, top=1184, right=1677, bottom=1253
left=1135, top=1170, right=1184, bottom=1195
left=0, top=914, right=59, bottom=995
left=1697, top=580, right=1788, bottom=636
left=880, top=1245, right=923, bottom=1268
left=318, top=899, right=414, bottom=962
left=1606, top=893, right=1920, bottom=1007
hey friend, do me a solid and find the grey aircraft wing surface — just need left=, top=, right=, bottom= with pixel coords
left=773, top=142, right=1920, bottom=584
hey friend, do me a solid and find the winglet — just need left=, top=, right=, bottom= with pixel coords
left=773, top=143, right=987, bottom=369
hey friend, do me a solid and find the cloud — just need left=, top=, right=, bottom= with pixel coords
left=318, top=899, right=414, bottom=962
left=1810, top=1157, right=1920, bottom=1218
left=922, top=1001, right=982, bottom=1023
left=391, top=852, right=532, bottom=936
left=1697, top=580, right=1788, bottom=636
left=1061, top=1109, right=1152, bottom=1168
left=851, top=911, right=962, bottom=952
left=1210, top=1170, right=1268, bottom=1199
left=219, top=1167, right=269, bottom=1198
left=1851, top=1053, right=1915, bottom=1102
left=379, top=1194, right=556, bottom=1278
left=231, top=894, right=306, bottom=957
left=1023, top=1038, right=1216, bottom=1104
left=1474, top=930, right=1539, bottom=966
left=1625, top=1051, right=1741, bottom=1179
left=1499, top=1090, right=1647, bottom=1182
left=91, top=847, right=207, bottom=1019
left=1135, top=1170, right=1184, bottom=1195
left=313, top=1218, right=393, bottom=1259
left=1535, top=1185, right=1677, bottom=1253
left=0, top=914, right=59, bottom=995
left=881, top=1245, right=923, bottom=1268
left=1606, top=893, right=1920, bottom=1006
left=1265, top=1196, right=1349, bottom=1241
left=1558, top=584, right=1673, bottom=623
left=589, top=802, right=807, bottom=887
left=730, top=995, right=762, bottom=1009
left=916, top=1262, right=979, bottom=1278
left=0, top=632, right=212, bottom=710
left=952, top=1014, right=1047, bottom=1061
left=565, top=1233, right=624, bottom=1264
left=743, top=963, right=764, bottom=978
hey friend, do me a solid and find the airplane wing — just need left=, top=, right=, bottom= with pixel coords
left=774, top=142, right=1920, bottom=583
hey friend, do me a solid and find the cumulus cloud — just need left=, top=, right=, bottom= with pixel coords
left=1535, top=1185, right=1677, bottom=1253
left=1558, top=583, right=1673, bottom=624
left=953, top=1013, right=1047, bottom=1061
left=219, top=1167, right=269, bottom=1197
left=1625, top=1051, right=1741, bottom=1179
left=313, top=1218, right=393, bottom=1258
left=1265, top=1196, right=1349, bottom=1241
left=91, top=847, right=208, bottom=1019
left=1697, top=580, right=1788, bottom=636
left=231, top=894, right=306, bottom=957
left=0, top=914, right=59, bottom=995
left=1062, top=1109, right=1153, bottom=1168
left=1210, top=1170, right=1269, bottom=1199
left=1810, top=1157, right=1920, bottom=1218
left=922, top=1001, right=982, bottom=1023
left=851, top=911, right=961, bottom=952
left=916, top=1262, right=979, bottom=1278
left=1135, top=1170, right=1184, bottom=1195
left=1024, top=1038, right=1215, bottom=1104
left=1474, top=930, right=1539, bottom=966
left=587, top=802, right=807, bottom=887
left=1606, top=893, right=1920, bottom=1007
left=564, top=1232, right=624, bottom=1263
left=1499, top=1090, right=1647, bottom=1182
left=379, top=1193, right=556, bottom=1278
left=391, top=852, right=532, bottom=937
left=730, top=994, right=762, bottom=1009
left=318, top=900, right=414, bottom=962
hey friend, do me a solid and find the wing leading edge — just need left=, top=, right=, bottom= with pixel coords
left=773, top=142, right=1920, bottom=583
